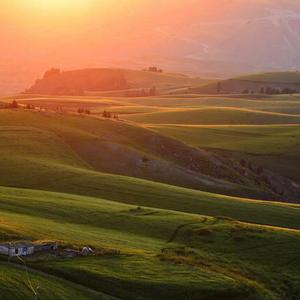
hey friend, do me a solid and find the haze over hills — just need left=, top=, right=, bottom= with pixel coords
left=3, top=0, right=300, bottom=94
left=1, top=1, right=300, bottom=299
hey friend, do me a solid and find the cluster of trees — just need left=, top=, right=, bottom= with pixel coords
left=7, top=100, right=19, bottom=108
left=125, top=87, right=158, bottom=97
left=259, top=87, right=297, bottom=95
left=143, top=66, right=163, bottom=73
left=43, top=68, right=61, bottom=79
left=242, top=87, right=298, bottom=95
left=2, top=100, right=21, bottom=109
left=77, top=108, right=91, bottom=115
left=102, top=110, right=118, bottom=119
left=1, top=101, right=37, bottom=110
left=26, top=68, right=130, bottom=95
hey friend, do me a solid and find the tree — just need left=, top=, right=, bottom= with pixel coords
left=10, top=100, right=19, bottom=109
left=147, top=66, right=163, bottom=73
left=43, top=68, right=61, bottom=79
left=103, top=110, right=111, bottom=118
left=217, top=82, right=222, bottom=94
left=149, top=87, right=157, bottom=96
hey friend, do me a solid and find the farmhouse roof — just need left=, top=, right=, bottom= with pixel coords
left=0, top=241, right=35, bottom=248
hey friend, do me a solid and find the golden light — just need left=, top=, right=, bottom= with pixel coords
left=19, top=0, right=93, bottom=16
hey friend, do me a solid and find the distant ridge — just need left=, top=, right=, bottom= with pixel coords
left=25, top=68, right=129, bottom=95
left=25, top=68, right=208, bottom=96
left=190, top=72, right=300, bottom=94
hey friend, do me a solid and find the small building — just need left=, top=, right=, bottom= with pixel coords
left=0, top=242, right=35, bottom=257
left=61, top=249, right=81, bottom=258
left=34, top=242, right=58, bottom=252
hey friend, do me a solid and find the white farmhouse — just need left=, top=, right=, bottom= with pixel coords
left=0, top=242, right=35, bottom=257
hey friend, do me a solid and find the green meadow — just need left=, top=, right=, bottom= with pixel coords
left=0, top=186, right=299, bottom=300
left=0, top=89, right=299, bottom=299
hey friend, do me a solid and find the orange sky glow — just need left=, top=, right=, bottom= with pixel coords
left=2, top=0, right=295, bottom=94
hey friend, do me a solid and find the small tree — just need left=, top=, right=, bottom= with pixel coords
left=149, top=87, right=157, bottom=96
left=240, top=159, right=247, bottom=168
left=217, top=82, right=222, bottom=94
left=43, top=68, right=61, bottom=79
left=10, top=100, right=19, bottom=109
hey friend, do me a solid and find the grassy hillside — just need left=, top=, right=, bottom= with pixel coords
left=0, top=93, right=299, bottom=299
left=25, top=68, right=209, bottom=96
left=149, top=125, right=300, bottom=155
left=191, top=72, right=300, bottom=94
left=2, top=109, right=287, bottom=201
left=12, top=93, right=300, bottom=116
left=0, top=186, right=299, bottom=300
left=0, top=116, right=299, bottom=227
left=236, top=72, right=300, bottom=83
left=0, top=263, right=107, bottom=300
left=149, top=124, right=300, bottom=183
left=124, top=107, right=300, bottom=125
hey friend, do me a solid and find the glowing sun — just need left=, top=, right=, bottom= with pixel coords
left=22, top=0, right=92, bottom=14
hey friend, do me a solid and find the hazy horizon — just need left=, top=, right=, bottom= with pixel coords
left=2, top=0, right=300, bottom=94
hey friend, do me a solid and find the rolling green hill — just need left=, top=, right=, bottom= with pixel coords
left=0, top=93, right=299, bottom=299
left=149, top=125, right=300, bottom=155
left=0, top=263, right=107, bottom=300
left=0, top=109, right=298, bottom=223
left=0, top=186, right=299, bottom=300
left=25, top=68, right=209, bottom=96
left=124, top=107, right=300, bottom=125
left=2, top=109, right=291, bottom=201
left=191, top=72, right=300, bottom=94
left=236, top=72, right=300, bottom=83
left=149, top=124, right=300, bottom=184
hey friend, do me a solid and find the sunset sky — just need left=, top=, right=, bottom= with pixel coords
left=1, top=0, right=300, bottom=94
left=0, top=0, right=231, bottom=66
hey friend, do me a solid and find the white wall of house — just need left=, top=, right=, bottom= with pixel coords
left=0, top=246, right=9, bottom=256
left=0, top=245, right=34, bottom=256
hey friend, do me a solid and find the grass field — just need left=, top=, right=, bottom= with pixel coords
left=0, top=263, right=107, bottom=300
left=0, top=90, right=300, bottom=299
left=190, top=71, right=300, bottom=94
left=235, top=72, right=300, bottom=83
left=0, top=186, right=299, bottom=300
left=149, top=125, right=300, bottom=155
left=124, top=107, right=300, bottom=125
